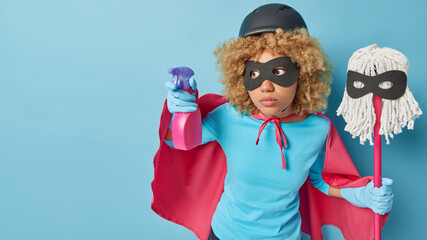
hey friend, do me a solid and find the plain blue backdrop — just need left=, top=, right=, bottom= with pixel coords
left=1, top=0, right=426, bottom=239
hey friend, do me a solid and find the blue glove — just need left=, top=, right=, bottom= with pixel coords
left=341, top=178, right=394, bottom=215
left=165, top=77, right=198, bottom=114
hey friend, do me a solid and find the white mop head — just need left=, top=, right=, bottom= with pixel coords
left=337, top=44, right=422, bottom=145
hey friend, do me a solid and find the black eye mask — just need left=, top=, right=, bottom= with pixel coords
left=346, top=70, right=407, bottom=100
left=243, top=56, right=298, bottom=91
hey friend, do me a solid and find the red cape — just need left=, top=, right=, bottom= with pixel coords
left=151, top=94, right=388, bottom=240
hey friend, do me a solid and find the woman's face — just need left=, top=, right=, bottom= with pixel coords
left=247, top=50, right=298, bottom=118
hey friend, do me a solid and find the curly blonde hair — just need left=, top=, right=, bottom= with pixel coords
left=214, top=28, right=332, bottom=115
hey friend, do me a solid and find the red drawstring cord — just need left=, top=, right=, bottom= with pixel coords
left=251, top=113, right=299, bottom=169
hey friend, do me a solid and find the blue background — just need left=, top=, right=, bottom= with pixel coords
left=1, top=0, right=426, bottom=239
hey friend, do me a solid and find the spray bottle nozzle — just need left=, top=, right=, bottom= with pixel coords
left=167, top=67, right=194, bottom=90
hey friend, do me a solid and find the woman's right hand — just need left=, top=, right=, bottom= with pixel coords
left=165, top=78, right=198, bottom=114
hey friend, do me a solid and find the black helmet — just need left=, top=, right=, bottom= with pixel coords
left=239, top=3, right=307, bottom=37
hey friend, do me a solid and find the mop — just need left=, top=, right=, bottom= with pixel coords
left=337, top=44, right=422, bottom=239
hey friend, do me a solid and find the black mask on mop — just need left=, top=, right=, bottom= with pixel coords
left=243, top=57, right=298, bottom=91
left=346, top=70, right=407, bottom=100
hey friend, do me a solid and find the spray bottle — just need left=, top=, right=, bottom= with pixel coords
left=168, top=67, right=202, bottom=150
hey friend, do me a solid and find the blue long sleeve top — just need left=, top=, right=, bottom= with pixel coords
left=203, top=103, right=330, bottom=240
left=165, top=103, right=330, bottom=239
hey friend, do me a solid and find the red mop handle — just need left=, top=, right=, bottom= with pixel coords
left=374, top=95, right=382, bottom=240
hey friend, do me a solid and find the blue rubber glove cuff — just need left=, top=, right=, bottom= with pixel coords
left=164, top=139, right=175, bottom=148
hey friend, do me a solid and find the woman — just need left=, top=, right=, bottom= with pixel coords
left=154, top=4, right=393, bottom=240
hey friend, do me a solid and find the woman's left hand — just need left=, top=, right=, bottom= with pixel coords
left=341, top=178, right=394, bottom=215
